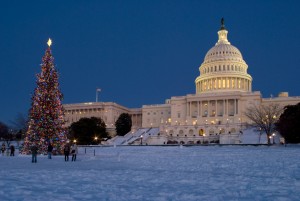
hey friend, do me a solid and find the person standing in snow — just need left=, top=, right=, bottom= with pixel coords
left=70, top=143, right=78, bottom=161
left=10, top=145, right=15, bottom=156
left=47, top=143, right=53, bottom=159
left=31, top=143, right=38, bottom=163
left=64, top=143, right=70, bottom=161
left=1, top=143, right=5, bottom=156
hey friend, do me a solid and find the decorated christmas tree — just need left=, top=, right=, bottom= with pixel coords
left=22, top=39, right=68, bottom=154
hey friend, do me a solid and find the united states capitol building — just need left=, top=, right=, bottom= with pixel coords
left=63, top=20, right=300, bottom=145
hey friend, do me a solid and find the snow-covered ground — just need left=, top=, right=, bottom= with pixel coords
left=0, top=145, right=299, bottom=201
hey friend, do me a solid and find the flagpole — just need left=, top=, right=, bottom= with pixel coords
left=96, top=89, right=98, bottom=102
left=96, top=88, right=101, bottom=102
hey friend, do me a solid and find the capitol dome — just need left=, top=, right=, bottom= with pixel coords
left=195, top=19, right=252, bottom=94
left=204, top=43, right=244, bottom=64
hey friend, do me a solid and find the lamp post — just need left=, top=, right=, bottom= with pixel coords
left=140, top=135, right=143, bottom=145
left=94, top=136, right=98, bottom=145
left=272, top=133, right=276, bottom=144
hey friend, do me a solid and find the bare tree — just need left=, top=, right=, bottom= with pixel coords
left=8, top=113, right=28, bottom=146
left=9, top=113, right=28, bottom=134
left=244, top=103, right=283, bottom=144
left=0, top=122, right=14, bottom=147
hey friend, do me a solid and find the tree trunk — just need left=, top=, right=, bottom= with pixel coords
left=267, top=133, right=271, bottom=144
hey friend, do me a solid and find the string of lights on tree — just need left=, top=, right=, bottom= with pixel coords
left=21, top=39, right=68, bottom=154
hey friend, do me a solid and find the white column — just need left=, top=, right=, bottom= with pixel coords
left=197, top=101, right=199, bottom=117
left=199, top=101, right=202, bottom=118
left=247, top=80, right=249, bottom=91
left=186, top=102, right=189, bottom=116
left=223, top=99, right=225, bottom=116
left=226, top=99, right=229, bottom=116
left=215, top=100, right=218, bottom=116
left=234, top=99, right=236, bottom=115
left=199, top=82, right=201, bottom=92
left=208, top=100, right=210, bottom=117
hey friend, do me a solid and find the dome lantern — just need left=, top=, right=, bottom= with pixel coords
left=216, top=18, right=230, bottom=45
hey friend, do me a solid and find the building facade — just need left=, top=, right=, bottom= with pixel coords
left=63, top=20, right=300, bottom=143
left=63, top=102, right=142, bottom=136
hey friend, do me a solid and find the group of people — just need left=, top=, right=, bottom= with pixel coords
left=1, top=143, right=15, bottom=156
left=63, top=143, right=78, bottom=161
left=30, top=142, right=78, bottom=163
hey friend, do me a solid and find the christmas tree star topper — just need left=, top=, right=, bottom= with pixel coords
left=47, top=38, right=52, bottom=47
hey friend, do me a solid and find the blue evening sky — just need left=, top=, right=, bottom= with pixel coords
left=1, top=0, right=300, bottom=124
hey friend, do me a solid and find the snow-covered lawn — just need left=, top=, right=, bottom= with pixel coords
left=0, top=145, right=299, bottom=201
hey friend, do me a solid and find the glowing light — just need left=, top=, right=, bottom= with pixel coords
left=47, top=38, right=52, bottom=47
